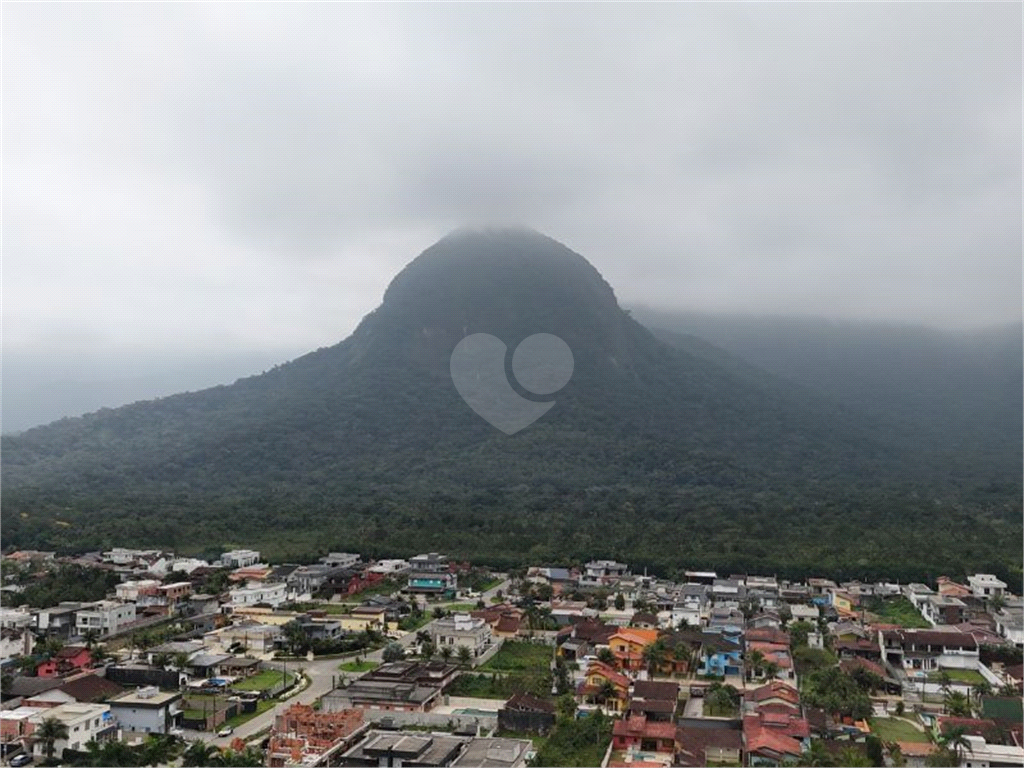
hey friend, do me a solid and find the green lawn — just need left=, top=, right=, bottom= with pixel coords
left=221, top=699, right=277, bottom=729
left=703, top=701, right=739, bottom=717
left=869, top=718, right=929, bottom=743
left=233, top=670, right=295, bottom=692
left=339, top=659, right=378, bottom=673
left=863, top=597, right=930, bottom=628
left=398, top=612, right=433, bottom=632
left=928, top=668, right=987, bottom=685
left=445, top=602, right=481, bottom=612
left=480, top=641, right=552, bottom=672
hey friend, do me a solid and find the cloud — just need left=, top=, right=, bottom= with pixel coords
left=2, top=2, right=1020, bottom=427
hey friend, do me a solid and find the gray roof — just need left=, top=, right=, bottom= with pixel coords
left=453, top=738, right=532, bottom=767
left=188, top=653, right=232, bottom=668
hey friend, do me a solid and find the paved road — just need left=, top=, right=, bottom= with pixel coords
left=187, top=575, right=509, bottom=748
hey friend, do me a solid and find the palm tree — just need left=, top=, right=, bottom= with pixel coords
left=440, top=645, right=454, bottom=662
left=152, top=652, right=172, bottom=669
left=457, top=645, right=472, bottom=668
left=595, top=680, right=617, bottom=707
left=972, top=679, right=992, bottom=703
left=35, top=716, right=69, bottom=760
left=183, top=740, right=220, bottom=767
left=943, top=690, right=971, bottom=717
left=837, top=746, right=872, bottom=767
left=420, top=641, right=436, bottom=661
left=141, top=734, right=184, bottom=766
left=764, top=661, right=780, bottom=680
left=796, top=739, right=831, bottom=766
left=746, top=649, right=765, bottom=680
left=81, top=628, right=100, bottom=650
left=597, top=647, right=616, bottom=666
left=642, top=640, right=667, bottom=676
left=939, top=725, right=974, bottom=763
left=173, top=651, right=191, bottom=670
left=937, top=670, right=953, bottom=695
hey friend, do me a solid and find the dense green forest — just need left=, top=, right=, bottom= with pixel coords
left=2, top=229, right=1020, bottom=582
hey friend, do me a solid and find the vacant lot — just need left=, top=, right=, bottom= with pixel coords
left=233, top=670, right=295, bottom=692
left=869, top=717, right=928, bottom=743
left=480, top=641, right=551, bottom=672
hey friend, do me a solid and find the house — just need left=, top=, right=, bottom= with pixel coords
left=675, top=719, right=744, bottom=767
left=713, top=579, right=745, bottom=602
left=526, top=567, right=577, bottom=594
left=320, top=552, right=361, bottom=569
left=108, top=686, right=182, bottom=735
left=612, top=714, right=676, bottom=754
left=839, top=658, right=902, bottom=694
left=34, top=603, right=85, bottom=640
left=744, top=681, right=800, bottom=713
left=685, top=571, right=718, bottom=586
left=699, top=634, right=744, bottom=678
left=228, top=581, right=287, bottom=608
left=338, top=731, right=475, bottom=767
left=75, top=600, right=137, bottom=637
left=967, top=574, right=1008, bottom=602
left=708, top=605, right=745, bottom=635
left=789, top=604, right=819, bottom=623
left=339, top=606, right=391, bottom=633
left=220, top=549, right=261, bottom=568
left=577, top=660, right=630, bottom=713
left=580, top=560, right=629, bottom=588
left=498, top=692, right=556, bottom=735
left=958, top=735, right=1024, bottom=767
left=609, top=628, right=660, bottom=672
left=743, top=709, right=809, bottom=766
left=904, top=583, right=936, bottom=611
left=671, top=584, right=710, bottom=628
left=212, top=622, right=282, bottom=653
left=322, top=662, right=459, bottom=714
left=57, top=673, right=126, bottom=704
left=880, top=628, right=980, bottom=674
left=629, top=680, right=679, bottom=721
left=748, top=612, right=783, bottom=630
left=369, top=559, right=410, bottom=575
left=451, top=737, right=533, bottom=768
left=36, top=646, right=92, bottom=678
left=28, top=702, right=116, bottom=756
left=994, top=606, right=1024, bottom=648
left=431, top=614, right=493, bottom=658
left=266, top=703, right=365, bottom=768
left=472, top=606, right=524, bottom=639
left=922, top=595, right=968, bottom=627
left=936, top=577, right=973, bottom=599
left=631, top=612, right=660, bottom=630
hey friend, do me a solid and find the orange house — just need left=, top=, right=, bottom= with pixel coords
left=609, top=628, right=660, bottom=672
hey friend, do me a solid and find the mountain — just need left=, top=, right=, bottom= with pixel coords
left=633, top=308, right=1023, bottom=486
left=3, top=228, right=1020, bottom=581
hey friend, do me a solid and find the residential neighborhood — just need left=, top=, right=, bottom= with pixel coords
left=1, top=550, right=1021, bottom=767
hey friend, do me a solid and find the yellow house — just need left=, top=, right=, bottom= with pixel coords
left=338, top=606, right=396, bottom=633
left=579, top=661, right=630, bottom=713
left=608, top=628, right=660, bottom=672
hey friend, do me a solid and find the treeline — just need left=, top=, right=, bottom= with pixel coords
left=3, top=484, right=1020, bottom=585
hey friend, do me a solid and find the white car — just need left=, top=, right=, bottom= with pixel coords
left=217, top=726, right=234, bottom=737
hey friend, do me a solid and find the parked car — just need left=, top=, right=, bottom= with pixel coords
left=217, top=726, right=234, bottom=737
left=10, top=754, right=33, bottom=767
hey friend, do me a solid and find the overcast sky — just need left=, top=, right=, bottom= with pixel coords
left=3, top=3, right=1021, bottom=430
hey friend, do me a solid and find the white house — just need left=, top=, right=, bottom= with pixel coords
left=966, top=574, right=1008, bottom=601
left=369, top=559, right=410, bottom=575
left=108, top=687, right=182, bottom=735
left=431, top=614, right=493, bottom=657
left=115, top=580, right=162, bottom=602
left=75, top=600, right=137, bottom=637
left=228, top=581, right=287, bottom=608
left=220, top=549, right=261, bottom=569
left=994, top=606, right=1024, bottom=648
left=29, top=703, right=115, bottom=755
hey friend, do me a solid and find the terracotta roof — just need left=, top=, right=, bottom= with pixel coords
left=584, top=660, right=630, bottom=689
left=504, top=691, right=555, bottom=714
left=938, top=717, right=998, bottom=738
left=896, top=742, right=936, bottom=757
left=883, top=628, right=977, bottom=650
left=744, top=717, right=804, bottom=758
left=612, top=628, right=660, bottom=646
left=613, top=715, right=677, bottom=741
left=745, top=680, right=800, bottom=706
left=629, top=699, right=676, bottom=715
left=495, top=615, right=521, bottom=634
left=746, top=628, right=790, bottom=646
left=675, top=723, right=743, bottom=767
left=840, top=657, right=891, bottom=680
left=59, top=673, right=126, bottom=703
left=54, top=645, right=89, bottom=660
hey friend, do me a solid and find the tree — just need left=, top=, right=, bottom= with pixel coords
left=614, top=593, right=625, bottom=611
left=383, top=642, right=405, bottom=663
left=838, top=746, right=872, bottom=767
left=937, top=670, right=953, bottom=694
left=432, top=607, right=446, bottom=619
left=556, top=692, right=577, bottom=721
left=595, top=679, right=617, bottom=706
left=183, top=740, right=220, bottom=767
left=173, top=651, right=190, bottom=670
left=457, top=645, right=472, bottom=668
left=439, top=645, right=454, bottom=662
left=796, top=740, right=831, bottom=766
left=597, top=647, right=616, bottom=666
left=746, top=649, right=765, bottom=680
left=140, top=734, right=184, bottom=767
left=865, top=735, right=885, bottom=767
left=889, top=742, right=907, bottom=767
left=642, top=639, right=667, bottom=676
left=943, top=690, right=971, bottom=717
left=802, top=666, right=872, bottom=720
left=35, top=716, right=69, bottom=760
left=81, top=628, right=100, bottom=650
left=972, top=679, right=992, bottom=702
left=788, top=620, right=814, bottom=648
left=152, top=652, right=171, bottom=669
left=938, top=725, right=974, bottom=762
left=420, top=641, right=436, bottom=660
